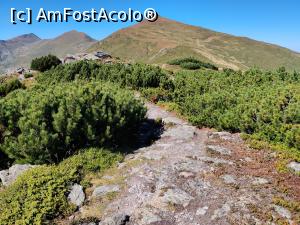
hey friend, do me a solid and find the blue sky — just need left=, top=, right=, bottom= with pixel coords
left=1, top=0, right=299, bottom=52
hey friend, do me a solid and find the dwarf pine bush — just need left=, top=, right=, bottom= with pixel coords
left=0, top=78, right=24, bottom=97
left=0, top=148, right=122, bottom=225
left=30, top=54, right=61, bottom=72
left=172, top=68, right=300, bottom=149
left=0, top=81, right=146, bottom=164
left=36, top=61, right=172, bottom=89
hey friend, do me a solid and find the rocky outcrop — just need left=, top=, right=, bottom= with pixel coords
left=0, top=164, right=36, bottom=186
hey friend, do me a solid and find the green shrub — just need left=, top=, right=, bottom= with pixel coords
left=0, top=148, right=122, bottom=225
left=60, top=148, right=123, bottom=173
left=168, top=57, right=218, bottom=70
left=24, top=73, right=33, bottom=79
left=0, top=81, right=146, bottom=164
left=0, top=79, right=24, bottom=97
left=168, top=57, right=200, bottom=65
left=180, top=62, right=201, bottom=70
left=171, top=68, right=300, bottom=149
left=30, top=54, right=61, bottom=72
left=36, top=61, right=172, bottom=90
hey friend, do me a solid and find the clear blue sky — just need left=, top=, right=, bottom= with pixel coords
left=1, top=0, right=299, bottom=52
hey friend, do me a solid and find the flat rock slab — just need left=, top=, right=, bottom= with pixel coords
left=208, top=131, right=242, bottom=142
left=211, top=203, right=231, bottom=220
left=252, top=177, right=269, bottom=185
left=196, top=156, right=234, bottom=165
left=134, top=208, right=162, bottom=225
left=0, top=164, right=36, bottom=186
left=207, top=145, right=232, bottom=155
left=92, top=185, right=120, bottom=198
left=161, top=188, right=194, bottom=207
left=196, top=206, right=209, bottom=216
left=221, top=174, right=237, bottom=185
left=161, top=125, right=197, bottom=140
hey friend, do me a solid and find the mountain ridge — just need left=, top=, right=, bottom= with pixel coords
left=1, top=17, right=300, bottom=73
left=89, top=17, right=300, bottom=71
left=0, top=31, right=96, bottom=73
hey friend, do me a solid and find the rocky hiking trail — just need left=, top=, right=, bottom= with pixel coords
left=68, top=102, right=300, bottom=225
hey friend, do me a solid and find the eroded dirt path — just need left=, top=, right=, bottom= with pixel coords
left=78, top=102, right=300, bottom=225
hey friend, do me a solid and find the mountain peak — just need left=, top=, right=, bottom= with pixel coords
left=56, top=30, right=96, bottom=42
left=7, top=33, right=41, bottom=43
left=20, top=33, right=40, bottom=39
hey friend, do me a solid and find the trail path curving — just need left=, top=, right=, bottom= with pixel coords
left=77, top=102, right=300, bottom=225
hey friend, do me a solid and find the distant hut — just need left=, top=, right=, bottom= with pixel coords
left=94, top=51, right=112, bottom=60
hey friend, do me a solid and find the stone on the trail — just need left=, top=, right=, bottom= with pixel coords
left=208, top=131, right=241, bottom=142
left=0, top=164, right=36, bottom=186
left=68, top=184, right=85, bottom=206
left=287, top=161, right=300, bottom=173
left=162, top=125, right=197, bottom=140
left=179, top=171, right=195, bottom=179
left=244, top=157, right=253, bottom=162
left=183, top=179, right=211, bottom=197
left=142, top=151, right=163, bottom=160
left=196, top=206, right=209, bottom=216
left=252, top=177, right=269, bottom=185
left=174, top=160, right=205, bottom=173
left=197, top=156, right=234, bottom=165
left=207, top=145, right=232, bottom=155
left=211, top=203, right=231, bottom=220
left=102, top=175, right=114, bottom=180
left=221, top=174, right=237, bottom=185
left=92, top=185, right=120, bottom=197
left=161, top=188, right=194, bottom=207
left=139, top=209, right=162, bottom=224
left=163, top=116, right=186, bottom=125
left=273, top=205, right=291, bottom=219
left=99, top=213, right=130, bottom=225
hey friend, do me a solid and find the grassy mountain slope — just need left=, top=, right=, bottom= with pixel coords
left=89, top=17, right=300, bottom=71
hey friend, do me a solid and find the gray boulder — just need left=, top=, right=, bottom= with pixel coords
left=273, top=205, right=291, bottom=219
left=0, top=164, right=36, bottom=186
left=287, top=161, right=300, bottom=173
left=68, top=184, right=85, bottom=206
